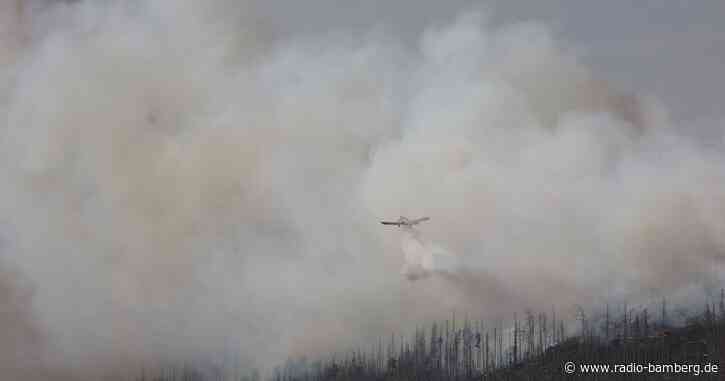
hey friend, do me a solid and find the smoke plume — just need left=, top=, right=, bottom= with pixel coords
left=1, top=1, right=724, bottom=378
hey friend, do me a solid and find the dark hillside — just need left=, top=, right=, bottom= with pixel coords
left=273, top=295, right=725, bottom=381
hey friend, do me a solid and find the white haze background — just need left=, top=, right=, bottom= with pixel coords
left=1, top=1, right=725, bottom=379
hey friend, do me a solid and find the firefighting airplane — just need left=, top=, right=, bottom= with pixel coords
left=380, top=216, right=430, bottom=228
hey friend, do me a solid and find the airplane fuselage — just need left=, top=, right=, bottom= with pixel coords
left=380, top=216, right=429, bottom=227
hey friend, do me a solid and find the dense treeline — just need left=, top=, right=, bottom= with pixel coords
left=135, top=291, right=725, bottom=380
left=274, top=291, right=725, bottom=381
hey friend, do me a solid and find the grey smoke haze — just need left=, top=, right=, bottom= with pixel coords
left=1, top=0, right=725, bottom=379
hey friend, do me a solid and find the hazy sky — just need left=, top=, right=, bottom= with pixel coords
left=2, top=1, right=725, bottom=378
left=255, top=0, right=725, bottom=121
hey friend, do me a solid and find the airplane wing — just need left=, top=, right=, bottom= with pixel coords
left=381, top=221, right=401, bottom=226
left=409, top=217, right=430, bottom=224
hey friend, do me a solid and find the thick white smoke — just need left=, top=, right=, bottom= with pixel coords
left=1, top=1, right=724, bottom=379
left=399, top=226, right=460, bottom=280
